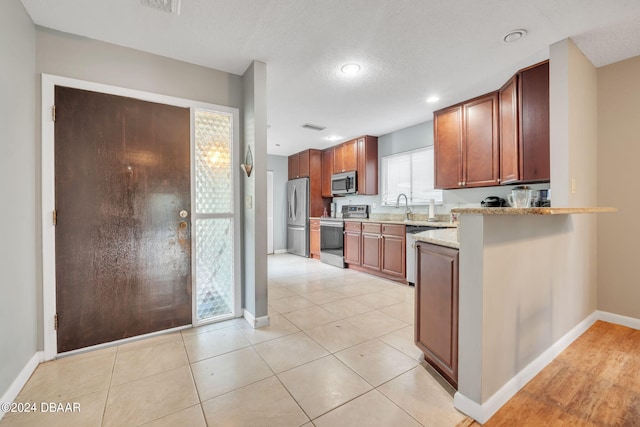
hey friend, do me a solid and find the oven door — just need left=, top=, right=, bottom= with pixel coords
left=320, top=220, right=345, bottom=268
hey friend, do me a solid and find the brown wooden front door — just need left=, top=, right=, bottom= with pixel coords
left=54, top=86, right=192, bottom=353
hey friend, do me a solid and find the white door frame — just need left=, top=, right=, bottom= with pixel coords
left=267, top=170, right=274, bottom=254
left=41, top=74, right=241, bottom=360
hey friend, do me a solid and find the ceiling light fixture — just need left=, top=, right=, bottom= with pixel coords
left=326, top=135, right=342, bottom=142
left=503, top=29, right=527, bottom=43
left=341, top=63, right=361, bottom=75
left=426, top=96, right=440, bottom=103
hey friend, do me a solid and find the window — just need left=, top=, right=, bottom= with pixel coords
left=381, top=147, right=443, bottom=205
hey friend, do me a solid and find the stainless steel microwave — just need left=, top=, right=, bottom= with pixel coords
left=331, top=171, right=356, bottom=195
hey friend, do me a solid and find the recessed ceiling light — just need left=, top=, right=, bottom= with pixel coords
left=503, top=29, right=527, bottom=43
left=426, top=96, right=440, bottom=103
left=341, top=63, right=361, bottom=75
left=326, top=135, right=342, bottom=141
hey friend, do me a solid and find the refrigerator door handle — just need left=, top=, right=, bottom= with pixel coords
left=293, top=186, right=297, bottom=221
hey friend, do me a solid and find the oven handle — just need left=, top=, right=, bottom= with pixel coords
left=320, top=221, right=344, bottom=228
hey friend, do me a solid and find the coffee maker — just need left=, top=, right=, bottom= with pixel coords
left=533, top=189, right=551, bottom=207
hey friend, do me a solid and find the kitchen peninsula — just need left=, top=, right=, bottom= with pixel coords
left=413, top=207, right=617, bottom=422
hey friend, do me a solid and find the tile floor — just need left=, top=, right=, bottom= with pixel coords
left=1, top=254, right=466, bottom=427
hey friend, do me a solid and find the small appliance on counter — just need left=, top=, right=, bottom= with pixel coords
left=532, top=189, right=551, bottom=207
left=481, top=196, right=508, bottom=207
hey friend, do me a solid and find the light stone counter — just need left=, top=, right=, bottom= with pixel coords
left=343, top=218, right=457, bottom=228
left=413, top=228, right=459, bottom=249
left=450, top=207, right=617, bottom=215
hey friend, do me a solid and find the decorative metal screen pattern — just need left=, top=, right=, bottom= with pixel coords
left=195, top=110, right=232, bottom=214
left=194, top=109, right=234, bottom=321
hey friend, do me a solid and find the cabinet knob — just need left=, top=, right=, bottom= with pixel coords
left=458, top=182, right=461, bottom=186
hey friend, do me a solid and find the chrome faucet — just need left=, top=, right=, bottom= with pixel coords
left=395, top=193, right=412, bottom=220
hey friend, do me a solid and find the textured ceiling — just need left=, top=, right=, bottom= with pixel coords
left=21, top=0, right=640, bottom=156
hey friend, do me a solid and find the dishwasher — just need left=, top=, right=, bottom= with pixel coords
left=405, top=226, right=438, bottom=285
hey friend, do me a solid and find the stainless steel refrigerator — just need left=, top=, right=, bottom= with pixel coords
left=287, top=177, right=310, bottom=257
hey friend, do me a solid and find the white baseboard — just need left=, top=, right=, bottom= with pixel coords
left=455, top=311, right=598, bottom=424
left=0, top=351, right=44, bottom=422
left=596, top=310, right=640, bottom=330
left=273, top=249, right=288, bottom=255
left=243, top=309, right=270, bottom=328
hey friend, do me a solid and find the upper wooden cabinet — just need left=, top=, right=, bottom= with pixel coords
left=288, top=154, right=299, bottom=180
left=323, top=136, right=378, bottom=196
left=434, top=92, right=499, bottom=189
left=321, top=148, right=333, bottom=197
left=500, top=61, right=550, bottom=184
left=288, top=149, right=313, bottom=180
left=357, top=136, right=378, bottom=195
left=334, top=139, right=359, bottom=173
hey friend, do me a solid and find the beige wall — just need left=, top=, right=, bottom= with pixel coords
left=597, top=55, right=640, bottom=319
left=0, top=0, right=37, bottom=401
left=36, top=27, right=243, bottom=108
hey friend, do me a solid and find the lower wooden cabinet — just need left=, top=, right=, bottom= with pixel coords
left=361, top=223, right=382, bottom=270
left=380, top=224, right=405, bottom=279
left=344, top=221, right=406, bottom=283
left=344, top=221, right=361, bottom=265
left=415, top=242, right=459, bottom=389
left=310, top=219, right=320, bottom=259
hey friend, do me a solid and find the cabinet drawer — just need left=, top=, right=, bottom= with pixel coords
left=344, top=221, right=361, bottom=232
left=361, top=222, right=382, bottom=234
left=381, top=224, right=405, bottom=236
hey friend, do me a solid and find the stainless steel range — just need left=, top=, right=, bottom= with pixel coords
left=320, top=205, right=369, bottom=268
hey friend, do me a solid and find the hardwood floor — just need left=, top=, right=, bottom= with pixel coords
left=468, top=321, right=640, bottom=426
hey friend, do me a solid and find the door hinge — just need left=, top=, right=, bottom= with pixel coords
left=52, top=210, right=57, bottom=226
left=51, top=105, right=56, bottom=122
left=54, top=313, right=59, bottom=330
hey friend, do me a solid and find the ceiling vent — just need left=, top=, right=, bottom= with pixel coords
left=140, top=0, right=181, bottom=15
left=301, top=123, right=326, bottom=131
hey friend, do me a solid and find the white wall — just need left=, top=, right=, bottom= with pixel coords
left=267, top=155, right=288, bottom=252
left=242, top=61, right=269, bottom=321
left=0, top=0, right=37, bottom=401
left=597, top=55, right=640, bottom=319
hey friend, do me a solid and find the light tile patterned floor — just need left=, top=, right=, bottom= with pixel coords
left=0, top=254, right=465, bottom=427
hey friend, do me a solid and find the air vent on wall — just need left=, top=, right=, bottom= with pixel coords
left=301, top=123, right=326, bottom=131
left=140, top=0, right=181, bottom=15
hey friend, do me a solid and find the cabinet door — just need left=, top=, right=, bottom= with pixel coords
left=341, top=139, right=358, bottom=172
left=519, top=61, right=550, bottom=182
left=463, top=92, right=499, bottom=187
left=361, top=232, right=381, bottom=271
left=288, top=154, right=299, bottom=180
left=322, top=149, right=333, bottom=197
left=298, top=150, right=310, bottom=178
left=344, top=231, right=361, bottom=265
left=357, top=136, right=378, bottom=195
left=434, top=105, right=463, bottom=189
left=381, top=234, right=405, bottom=278
left=500, top=76, right=520, bottom=184
left=333, top=144, right=344, bottom=174
left=415, top=242, right=459, bottom=389
left=310, top=219, right=320, bottom=257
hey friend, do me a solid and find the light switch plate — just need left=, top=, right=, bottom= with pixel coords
left=245, top=195, right=253, bottom=209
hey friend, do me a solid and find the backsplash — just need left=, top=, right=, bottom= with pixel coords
left=332, top=182, right=551, bottom=216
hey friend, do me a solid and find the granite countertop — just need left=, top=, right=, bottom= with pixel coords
left=413, top=228, right=459, bottom=249
left=450, top=207, right=617, bottom=215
